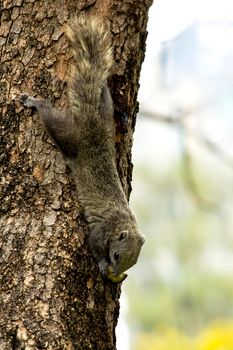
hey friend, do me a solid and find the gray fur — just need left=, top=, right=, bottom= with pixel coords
left=20, top=16, right=144, bottom=282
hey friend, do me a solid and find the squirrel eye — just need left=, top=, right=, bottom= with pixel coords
left=114, top=252, right=120, bottom=261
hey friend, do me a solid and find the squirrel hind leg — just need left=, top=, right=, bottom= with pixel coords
left=20, top=93, right=45, bottom=109
left=20, top=93, right=78, bottom=159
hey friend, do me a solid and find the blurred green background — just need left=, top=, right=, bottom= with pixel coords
left=117, top=1, right=233, bottom=349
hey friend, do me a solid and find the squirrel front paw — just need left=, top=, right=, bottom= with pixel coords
left=98, top=258, right=127, bottom=283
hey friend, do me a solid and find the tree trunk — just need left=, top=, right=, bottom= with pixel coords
left=0, top=1, right=152, bottom=349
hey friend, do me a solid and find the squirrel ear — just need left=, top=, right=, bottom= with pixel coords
left=118, top=230, right=128, bottom=241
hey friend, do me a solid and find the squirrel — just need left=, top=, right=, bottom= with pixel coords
left=20, top=16, right=145, bottom=283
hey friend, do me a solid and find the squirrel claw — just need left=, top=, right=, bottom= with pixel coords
left=19, top=93, right=39, bottom=108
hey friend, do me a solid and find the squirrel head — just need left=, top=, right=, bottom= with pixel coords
left=105, top=226, right=145, bottom=283
left=88, top=209, right=145, bottom=283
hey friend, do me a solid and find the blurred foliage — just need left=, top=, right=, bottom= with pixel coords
left=126, top=9, right=233, bottom=349
left=127, top=135, right=233, bottom=341
left=135, top=321, right=233, bottom=350
left=127, top=275, right=233, bottom=333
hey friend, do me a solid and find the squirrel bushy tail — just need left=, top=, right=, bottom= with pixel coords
left=66, top=16, right=113, bottom=114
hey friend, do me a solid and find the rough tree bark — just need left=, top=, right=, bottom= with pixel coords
left=0, top=1, right=153, bottom=349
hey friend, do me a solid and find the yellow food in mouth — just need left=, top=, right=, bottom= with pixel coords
left=106, top=266, right=128, bottom=283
